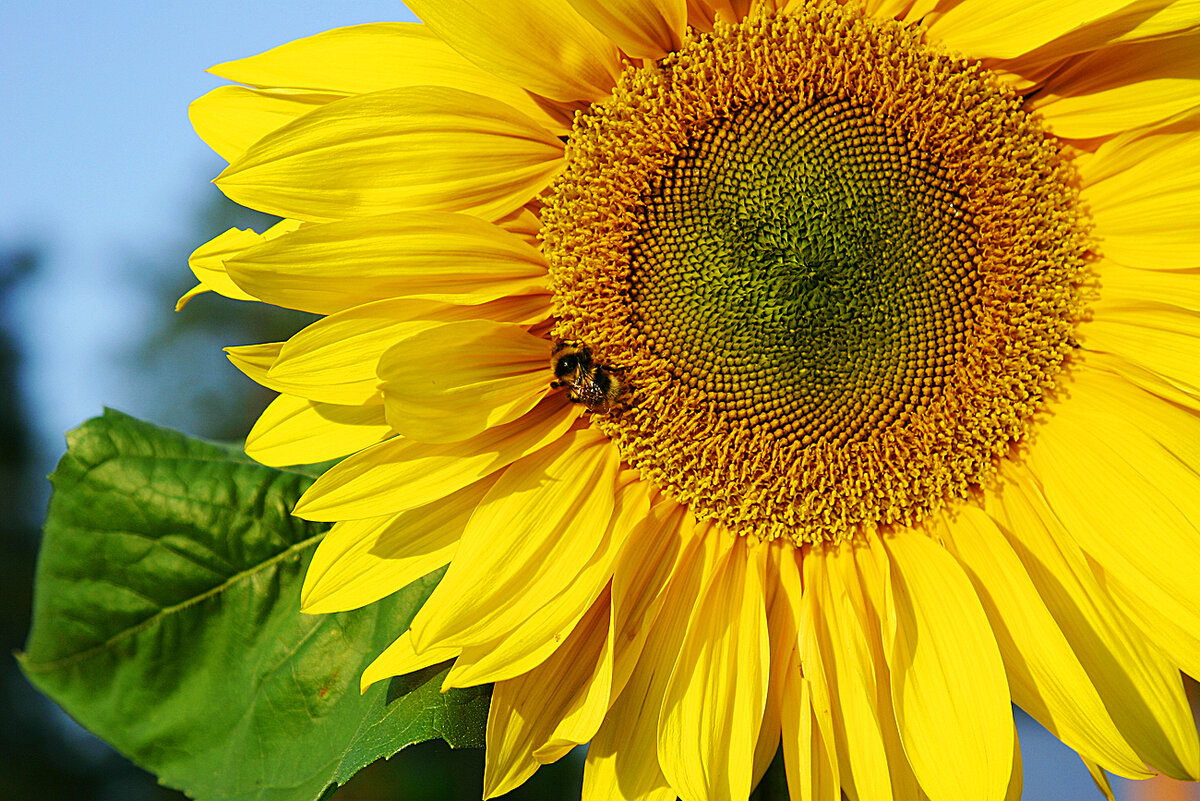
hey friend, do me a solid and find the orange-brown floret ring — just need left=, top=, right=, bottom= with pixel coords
left=541, top=7, right=1089, bottom=545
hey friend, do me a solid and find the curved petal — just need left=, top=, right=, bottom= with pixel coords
left=378, top=319, right=550, bottom=444
left=293, top=396, right=579, bottom=521
left=941, top=504, right=1151, bottom=778
left=883, top=528, right=1014, bottom=801
left=225, top=211, right=549, bottom=315
left=658, top=534, right=769, bottom=801
left=178, top=219, right=302, bottom=309
left=1032, top=34, right=1200, bottom=139
left=300, top=474, right=499, bottom=614
left=925, top=0, right=1131, bottom=61
left=993, top=471, right=1200, bottom=780
left=216, top=87, right=565, bottom=223
left=209, top=22, right=573, bottom=134
left=360, top=630, right=460, bottom=692
left=245, top=393, right=392, bottom=467
left=404, top=0, right=622, bottom=103
left=566, top=0, right=686, bottom=60
left=410, top=428, right=620, bottom=651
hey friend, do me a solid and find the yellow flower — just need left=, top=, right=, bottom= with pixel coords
left=187, top=1, right=1200, bottom=799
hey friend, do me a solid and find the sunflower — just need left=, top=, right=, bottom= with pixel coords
left=186, top=1, right=1200, bottom=799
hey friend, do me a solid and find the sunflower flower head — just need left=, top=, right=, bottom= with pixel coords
left=188, top=1, right=1200, bottom=800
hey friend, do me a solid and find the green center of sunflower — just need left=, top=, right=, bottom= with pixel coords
left=541, top=6, right=1089, bottom=544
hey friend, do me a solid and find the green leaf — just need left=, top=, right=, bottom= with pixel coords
left=20, top=410, right=488, bottom=801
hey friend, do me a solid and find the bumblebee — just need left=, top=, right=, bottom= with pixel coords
left=550, top=341, right=622, bottom=414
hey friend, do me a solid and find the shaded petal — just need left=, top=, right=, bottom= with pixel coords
left=410, top=428, right=620, bottom=650
left=482, top=590, right=612, bottom=798
left=1033, top=34, right=1200, bottom=139
left=300, top=475, right=498, bottom=615
left=925, top=0, right=1131, bottom=60
left=293, top=396, right=579, bottom=521
left=216, top=87, right=564, bottom=223
left=245, top=393, right=392, bottom=467
left=994, top=473, right=1200, bottom=779
left=883, top=528, right=1013, bottom=801
left=404, top=0, right=621, bottom=102
left=658, top=534, right=769, bottom=801
left=210, top=22, right=573, bottom=134
left=1081, top=314, right=1200, bottom=395
left=941, top=504, right=1150, bottom=777
left=378, top=320, right=550, bottom=443
left=225, top=210, right=549, bottom=315
left=566, top=0, right=686, bottom=60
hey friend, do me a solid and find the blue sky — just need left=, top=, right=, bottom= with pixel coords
left=0, top=3, right=1181, bottom=799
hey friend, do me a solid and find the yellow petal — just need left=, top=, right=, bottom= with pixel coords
left=411, top=428, right=620, bottom=650
left=225, top=210, right=548, bottom=315
left=378, top=320, right=549, bottom=443
left=883, top=528, right=1013, bottom=801
left=753, top=545, right=803, bottom=787
left=293, top=396, right=578, bottom=521
left=1084, top=350, right=1200, bottom=416
left=782, top=672, right=841, bottom=801
left=1029, top=370, right=1200, bottom=680
left=210, top=22, right=572, bottom=134
left=1095, top=262, right=1200, bottom=312
left=582, top=528, right=718, bottom=801
left=993, top=472, right=1200, bottom=779
left=267, top=296, right=549, bottom=406
left=360, top=630, right=460, bottom=692
left=925, top=0, right=1131, bottom=60
left=566, top=0, right=686, bottom=60
left=658, top=534, right=769, bottom=801
left=216, top=87, right=564, bottom=223
left=482, top=591, right=612, bottom=798
left=800, top=545, right=892, bottom=801
left=190, top=85, right=346, bottom=164
left=1033, top=34, right=1200, bottom=139
left=941, top=504, right=1150, bottom=778
left=404, top=0, right=621, bottom=103
left=178, top=219, right=302, bottom=309
left=442, top=476, right=645, bottom=689
left=245, top=393, right=391, bottom=467
left=1082, top=123, right=1200, bottom=269
left=300, top=475, right=498, bottom=615
left=226, top=342, right=284, bottom=388
left=1084, top=757, right=1117, bottom=801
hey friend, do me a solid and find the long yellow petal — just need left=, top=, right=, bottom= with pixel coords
left=245, top=393, right=391, bottom=467
left=378, top=320, right=550, bottom=444
left=210, top=22, right=573, bottom=134
left=658, top=534, right=769, bottom=801
left=292, top=397, right=579, bottom=521
left=190, top=85, right=346, bottom=164
left=800, top=545, right=892, bottom=801
left=482, top=590, right=612, bottom=799
left=178, top=220, right=302, bottom=309
left=925, top=0, right=1131, bottom=60
left=410, top=428, right=620, bottom=650
left=1033, top=34, right=1200, bottom=139
left=566, top=0, right=686, bottom=59
left=404, top=0, right=621, bottom=103
left=225, top=211, right=549, bottom=315
left=1081, top=315, right=1200, bottom=394
left=1029, top=369, right=1200, bottom=682
left=442, top=476, right=646, bottom=689
left=1095, top=262, right=1200, bottom=312
left=883, top=528, right=1013, bottom=801
left=265, top=296, right=549, bottom=406
left=300, top=475, right=498, bottom=615
left=994, top=473, right=1200, bottom=779
left=582, top=528, right=717, bottom=801
left=941, top=504, right=1151, bottom=778
left=216, top=87, right=564, bottom=223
